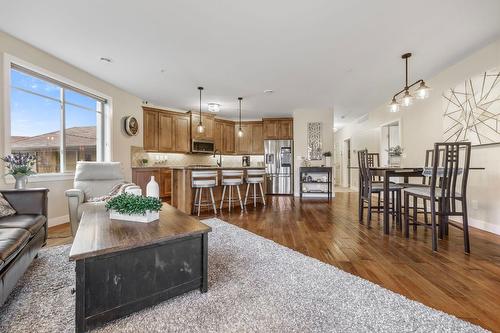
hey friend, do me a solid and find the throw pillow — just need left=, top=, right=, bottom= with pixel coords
left=0, top=193, right=16, bottom=217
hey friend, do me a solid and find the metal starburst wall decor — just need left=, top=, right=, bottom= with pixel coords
left=442, top=69, right=500, bottom=146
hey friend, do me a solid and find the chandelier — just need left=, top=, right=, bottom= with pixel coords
left=389, top=53, right=430, bottom=112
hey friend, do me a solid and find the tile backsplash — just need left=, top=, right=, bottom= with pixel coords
left=131, top=146, right=264, bottom=168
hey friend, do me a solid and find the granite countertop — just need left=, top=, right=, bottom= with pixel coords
left=132, top=165, right=265, bottom=170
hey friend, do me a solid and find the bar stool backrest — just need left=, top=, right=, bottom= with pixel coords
left=192, top=170, right=218, bottom=187
left=429, top=142, right=471, bottom=207
left=221, top=170, right=243, bottom=184
left=246, top=169, right=265, bottom=181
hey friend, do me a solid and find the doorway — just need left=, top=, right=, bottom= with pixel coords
left=342, top=138, right=351, bottom=188
left=380, top=121, right=400, bottom=166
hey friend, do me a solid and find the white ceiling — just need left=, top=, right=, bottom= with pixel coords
left=1, top=0, right=499, bottom=125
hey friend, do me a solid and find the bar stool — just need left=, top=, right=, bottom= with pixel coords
left=192, top=170, right=218, bottom=216
left=220, top=170, right=244, bottom=212
left=244, top=169, right=266, bottom=207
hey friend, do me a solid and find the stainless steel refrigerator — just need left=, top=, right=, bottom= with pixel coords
left=264, top=140, right=293, bottom=194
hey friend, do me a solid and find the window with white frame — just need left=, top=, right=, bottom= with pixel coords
left=9, top=64, right=106, bottom=174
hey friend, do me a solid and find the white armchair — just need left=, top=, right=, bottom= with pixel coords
left=65, top=162, right=138, bottom=236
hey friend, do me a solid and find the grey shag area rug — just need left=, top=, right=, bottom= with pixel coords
left=0, top=218, right=486, bottom=332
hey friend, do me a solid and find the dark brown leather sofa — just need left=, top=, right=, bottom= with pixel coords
left=0, top=188, right=48, bottom=305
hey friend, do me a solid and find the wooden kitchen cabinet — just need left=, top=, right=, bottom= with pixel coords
left=190, top=112, right=215, bottom=141
left=251, top=122, right=264, bottom=154
left=143, top=109, right=159, bottom=151
left=159, top=168, right=172, bottom=200
left=278, top=119, right=293, bottom=139
left=223, top=123, right=235, bottom=154
left=132, top=168, right=171, bottom=202
left=143, top=107, right=191, bottom=153
left=214, top=119, right=235, bottom=154
left=263, top=118, right=293, bottom=140
left=235, top=123, right=252, bottom=154
left=263, top=119, right=278, bottom=139
left=214, top=119, right=224, bottom=152
left=158, top=113, right=174, bottom=151
left=173, top=114, right=191, bottom=153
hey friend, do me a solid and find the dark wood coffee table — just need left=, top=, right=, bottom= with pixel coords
left=69, top=204, right=211, bottom=333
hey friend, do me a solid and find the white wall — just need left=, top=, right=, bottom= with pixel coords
left=335, top=39, right=500, bottom=234
left=0, top=32, right=143, bottom=223
left=293, top=108, right=334, bottom=195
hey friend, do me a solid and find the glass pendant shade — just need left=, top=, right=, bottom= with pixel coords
left=237, top=128, right=244, bottom=137
left=415, top=81, right=430, bottom=99
left=401, top=90, right=413, bottom=107
left=389, top=98, right=400, bottom=113
left=196, top=123, right=205, bottom=133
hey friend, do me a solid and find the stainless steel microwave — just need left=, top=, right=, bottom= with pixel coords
left=192, top=140, right=215, bottom=154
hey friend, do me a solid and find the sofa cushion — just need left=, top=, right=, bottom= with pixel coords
left=0, top=214, right=46, bottom=236
left=0, top=193, right=16, bottom=218
left=0, top=228, right=30, bottom=268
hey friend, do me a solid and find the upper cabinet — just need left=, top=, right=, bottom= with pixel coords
left=143, top=107, right=289, bottom=155
left=143, top=109, right=159, bottom=151
left=190, top=112, right=215, bottom=141
left=235, top=122, right=263, bottom=155
left=251, top=122, right=264, bottom=154
left=214, top=119, right=235, bottom=154
left=263, top=118, right=293, bottom=140
left=223, top=122, right=235, bottom=154
left=235, top=123, right=252, bottom=154
left=143, top=107, right=190, bottom=153
left=173, top=113, right=191, bottom=153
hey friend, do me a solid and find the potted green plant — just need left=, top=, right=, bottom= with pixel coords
left=106, top=193, right=162, bottom=223
left=2, top=153, right=37, bottom=189
left=386, top=145, right=404, bottom=167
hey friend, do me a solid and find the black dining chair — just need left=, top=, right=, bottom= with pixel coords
left=404, top=142, right=472, bottom=253
left=358, top=149, right=403, bottom=226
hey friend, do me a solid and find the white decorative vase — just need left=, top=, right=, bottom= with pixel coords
left=325, top=156, right=332, bottom=167
left=146, top=176, right=159, bottom=198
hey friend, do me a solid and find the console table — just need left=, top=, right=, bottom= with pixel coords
left=69, top=204, right=211, bottom=332
left=299, top=166, right=333, bottom=199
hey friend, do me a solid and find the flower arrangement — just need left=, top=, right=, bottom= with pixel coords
left=105, top=193, right=162, bottom=216
left=322, top=151, right=332, bottom=157
left=2, top=153, right=37, bottom=176
left=386, top=145, right=404, bottom=157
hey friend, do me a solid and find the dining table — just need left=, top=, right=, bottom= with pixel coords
left=366, top=166, right=485, bottom=235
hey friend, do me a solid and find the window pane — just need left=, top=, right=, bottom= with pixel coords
left=11, top=68, right=61, bottom=100
left=10, top=89, right=61, bottom=173
left=64, top=104, right=97, bottom=172
left=65, top=89, right=101, bottom=111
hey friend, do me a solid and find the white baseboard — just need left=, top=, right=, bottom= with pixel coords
left=451, top=217, right=500, bottom=235
left=48, top=215, right=69, bottom=227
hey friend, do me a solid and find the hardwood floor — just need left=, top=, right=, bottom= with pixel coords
left=47, top=192, right=500, bottom=331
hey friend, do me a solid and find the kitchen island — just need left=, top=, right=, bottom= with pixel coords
left=170, top=166, right=266, bottom=214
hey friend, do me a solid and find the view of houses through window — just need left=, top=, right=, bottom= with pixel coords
left=9, top=65, right=105, bottom=174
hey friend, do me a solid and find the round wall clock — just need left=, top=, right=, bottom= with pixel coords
left=124, top=116, right=139, bottom=136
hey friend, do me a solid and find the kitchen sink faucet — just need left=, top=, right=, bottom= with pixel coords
left=213, top=149, right=222, bottom=167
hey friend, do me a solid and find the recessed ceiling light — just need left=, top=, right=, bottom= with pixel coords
left=208, top=103, right=221, bottom=113
left=264, top=89, right=274, bottom=94
left=100, top=57, right=112, bottom=63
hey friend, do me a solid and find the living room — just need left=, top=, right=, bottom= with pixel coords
left=1, top=1, right=500, bottom=332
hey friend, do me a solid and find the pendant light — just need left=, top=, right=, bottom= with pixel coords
left=196, top=86, right=205, bottom=133
left=237, top=97, right=244, bottom=138
left=388, top=53, right=430, bottom=112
